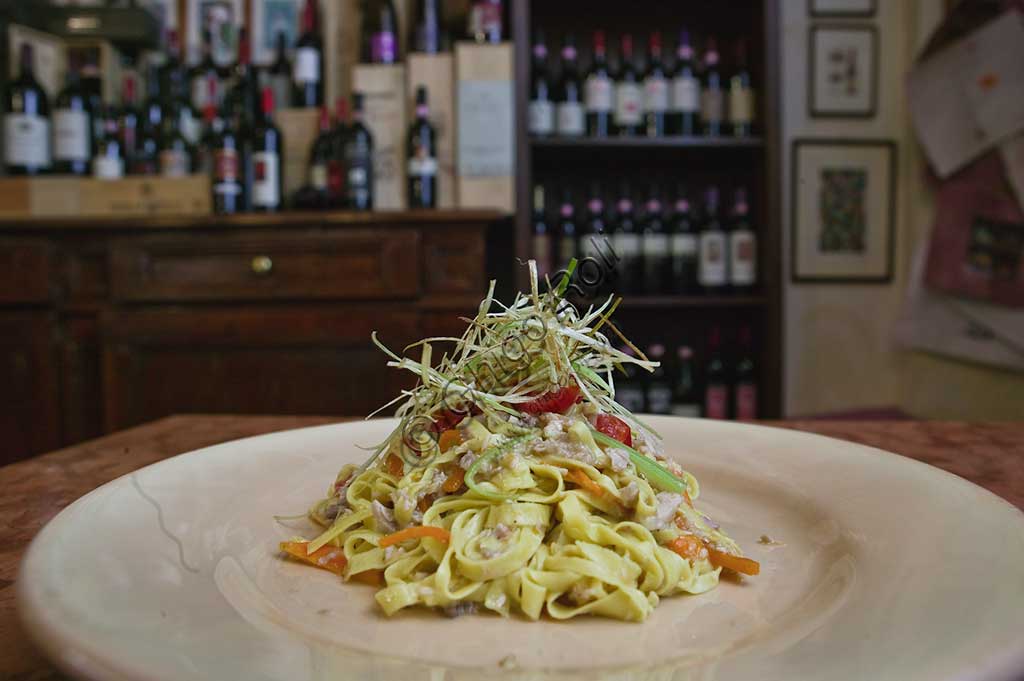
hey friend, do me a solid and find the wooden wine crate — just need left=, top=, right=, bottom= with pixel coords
left=0, top=176, right=211, bottom=219
left=276, top=108, right=320, bottom=203
left=352, top=63, right=408, bottom=211
left=407, top=53, right=456, bottom=209
left=454, top=42, right=515, bottom=213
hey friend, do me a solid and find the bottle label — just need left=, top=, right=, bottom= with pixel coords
left=214, top=182, right=241, bottom=197
left=730, top=231, right=757, bottom=285
left=407, top=155, right=438, bottom=176
left=4, top=114, right=50, bottom=167
left=670, top=403, right=701, bottom=418
left=614, top=82, right=643, bottom=125
left=311, top=162, right=328, bottom=190
left=371, top=32, right=397, bottom=63
left=556, top=102, right=585, bottom=136
left=54, top=110, right=89, bottom=162
left=647, top=385, right=673, bottom=414
left=643, top=233, right=669, bottom=257
left=528, top=100, right=555, bottom=135
left=671, top=75, right=700, bottom=113
left=215, top=148, right=239, bottom=182
left=698, top=232, right=727, bottom=286
left=729, top=86, right=754, bottom=125
left=584, top=75, right=613, bottom=112
left=643, top=76, right=669, bottom=113
left=294, top=47, right=321, bottom=84
left=736, top=383, right=757, bottom=420
left=191, top=76, right=222, bottom=112
left=701, top=88, right=724, bottom=124
left=252, top=151, right=280, bottom=206
left=613, top=232, right=640, bottom=257
left=180, top=111, right=201, bottom=145
left=705, top=385, right=728, bottom=419
left=159, top=149, right=190, bottom=177
left=671, top=233, right=698, bottom=257
left=92, top=155, right=124, bottom=179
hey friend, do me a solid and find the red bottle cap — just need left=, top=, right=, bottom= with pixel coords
left=261, top=87, right=275, bottom=116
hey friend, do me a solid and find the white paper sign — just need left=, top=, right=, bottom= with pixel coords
left=457, top=80, right=513, bottom=177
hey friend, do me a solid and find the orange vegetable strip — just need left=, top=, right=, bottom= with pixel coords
left=438, top=429, right=462, bottom=453
left=280, top=541, right=347, bottom=576
left=418, top=495, right=434, bottom=512
left=350, top=569, right=384, bottom=586
left=667, top=535, right=706, bottom=561
left=378, top=525, right=451, bottom=548
left=706, top=545, right=760, bottom=576
left=442, top=465, right=465, bottom=493
left=684, top=490, right=694, bottom=508
left=385, top=453, right=404, bottom=476
left=566, top=468, right=605, bottom=497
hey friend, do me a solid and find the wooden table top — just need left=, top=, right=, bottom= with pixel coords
left=2, top=416, right=1022, bottom=680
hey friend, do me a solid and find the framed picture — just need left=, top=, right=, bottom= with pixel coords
left=185, top=0, right=243, bottom=66
left=809, top=0, right=876, bottom=18
left=252, top=0, right=302, bottom=65
left=791, top=139, right=897, bottom=283
left=809, top=25, right=878, bottom=118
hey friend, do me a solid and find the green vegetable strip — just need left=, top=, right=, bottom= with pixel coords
left=589, top=428, right=685, bottom=494
left=464, top=435, right=533, bottom=501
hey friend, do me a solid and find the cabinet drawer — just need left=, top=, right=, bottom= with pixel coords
left=0, top=239, right=53, bottom=303
left=110, top=229, right=420, bottom=302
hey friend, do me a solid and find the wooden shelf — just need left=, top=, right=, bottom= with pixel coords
left=619, top=295, right=767, bottom=309
left=530, top=135, right=764, bottom=149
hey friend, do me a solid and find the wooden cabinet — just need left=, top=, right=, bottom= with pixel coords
left=0, top=210, right=498, bottom=463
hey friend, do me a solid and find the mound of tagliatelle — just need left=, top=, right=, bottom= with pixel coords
left=279, top=260, right=758, bottom=622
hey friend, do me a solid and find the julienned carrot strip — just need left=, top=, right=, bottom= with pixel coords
left=684, top=490, right=694, bottom=508
left=706, top=545, right=761, bottom=576
left=667, top=534, right=706, bottom=561
left=378, top=525, right=451, bottom=548
left=442, top=465, right=465, bottom=493
left=566, top=468, right=605, bottom=497
left=280, top=541, right=347, bottom=576
left=385, top=453, right=404, bottom=476
left=438, top=429, right=462, bottom=453
left=350, top=569, right=384, bottom=586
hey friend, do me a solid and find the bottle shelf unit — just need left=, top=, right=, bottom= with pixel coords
left=511, top=0, right=783, bottom=418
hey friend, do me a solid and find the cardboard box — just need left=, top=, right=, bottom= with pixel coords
left=454, top=42, right=514, bottom=213
left=352, top=63, right=407, bottom=211
left=7, top=24, right=66, bottom=97
left=276, top=108, right=320, bottom=203
left=407, top=53, right=456, bottom=208
left=0, top=176, right=211, bottom=219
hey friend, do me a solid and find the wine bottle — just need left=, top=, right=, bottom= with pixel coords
left=3, top=43, right=51, bottom=175
left=80, top=52, right=104, bottom=142
left=697, top=186, right=727, bottom=293
left=53, top=57, right=92, bottom=175
left=190, top=30, right=224, bottom=113
left=118, top=73, right=140, bottom=174
left=528, top=29, right=554, bottom=137
left=329, top=97, right=349, bottom=207
left=640, top=185, right=669, bottom=295
left=704, top=326, right=728, bottom=419
left=197, top=75, right=223, bottom=175
left=645, top=344, right=673, bottom=414
left=267, top=32, right=293, bottom=113
left=92, top=110, right=124, bottom=180
left=134, top=63, right=163, bottom=175
left=410, top=0, right=442, bottom=54
left=670, top=29, right=699, bottom=136
left=556, top=33, right=584, bottom=137
left=361, top=0, right=399, bottom=64
left=700, top=37, right=724, bottom=136
left=293, top=0, right=324, bottom=108
left=615, top=346, right=646, bottom=413
left=669, top=187, right=698, bottom=294
left=614, top=34, right=643, bottom=136
left=159, top=100, right=193, bottom=177
left=670, top=345, right=701, bottom=418
left=208, top=81, right=243, bottom=215
left=309, top=105, right=334, bottom=206
left=344, top=92, right=374, bottom=210
left=728, top=186, right=757, bottom=292
left=249, top=87, right=284, bottom=212
left=643, top=31, right=669, bottom=138
left=226, top=28, right=259, bottom=132
left=580, top=180, right=606, bottom=262
left=612, top=183, right=641, bottom=294
left=585, top=30, right=614, bottom=137
left=467, top=0, right=502, bottom=44
left=407, top=86, right=438, bottom=209
left=734, top=326, right=757, bottom=420
left=557, top=186, right=577, bottom=270
left=158, top=30, right=183, bottom=98
left=532, top=184, right=552, bottom=280
left=729, top=40, right=755, bottom=137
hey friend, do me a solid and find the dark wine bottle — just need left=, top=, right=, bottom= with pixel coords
left=208, top=79, right=244, bottom=215
left=293, top=0, right=324, bottom=107
left=190, top=30, right=225, bottom=113
left=579, top=180, right=606, bottom=263
left=704, top=325, right=728, bottom=419
left=92, top=109, right=124, bottom=179
left=614, top=34, right=643, bottom=136
left=556, top=33, right=584, bottom=137
left=728, top=186, right=757, bottom=292
left=734, top=326, right=758, bottom=420
left=669, top=187, right=698, bottom=293
left=729, top=40, right=755, bottom=137
left=532, top=184, right=552, bottom=280
left=134, top=63, right=163, bottom=175
left=585, top=30, right=614, bottom=137
left=557, top=186, right=577, bottom=270
left=361, top=0, right=399, bottom=64
left=159, top=100, right=193, bottom=177
left=407, top=86, right=438, bottom=209
left=410, top=0, right=442, bottom=54
left=309, top=106, right=334, bottom=206
left=344, top=92, right=374, bottom=210
left=267, top=32, right=293, bottom=113
left=528, top=29, right=554, bottom=137
left=615, top=345, right=646, bottom=413
left=700, top=37, right=724, bottom=136
left=53, top=56, right=92, bottom=175
left=697, top=186, right=727, bottom=293
left=640, top=185, right=669, bottom=295
left=329, top=97, right=349, bottom=206
left=643, top=31, right=669, bottom=138
left=645, top=344, right=673, bottom=414
left=611, top=183, right=641, bottom=294
left=118, top=73, right=140, bottom=173
left=670, top=345, right=702, bottom=418
left=670, top=29, right=699, bottom=136
left=4, top=44, right=51, bottom=175
left=248, top=87, right=284, bottom=212
left=226, top=28, right=259, bottom=132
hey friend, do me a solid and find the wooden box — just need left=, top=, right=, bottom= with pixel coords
left=352, top=63, right=407, bottom=211
left=407, top=53, right=456, bottom=208
left=454, top=42, right=515, bottom=213
left=276, top=108, right=320, bottom=203
left=0, top=176, right=211, bottom=219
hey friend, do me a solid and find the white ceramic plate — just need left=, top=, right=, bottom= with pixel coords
left=18, top=417, right=1024, bottom=681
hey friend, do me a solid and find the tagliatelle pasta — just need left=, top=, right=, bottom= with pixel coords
left=281, top=260, right=758, bottom=622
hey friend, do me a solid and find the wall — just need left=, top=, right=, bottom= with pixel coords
left=780, top=0, right=1024, bottom=418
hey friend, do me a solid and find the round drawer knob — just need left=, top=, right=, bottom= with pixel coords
left=251, top=255, right=273, bottom=276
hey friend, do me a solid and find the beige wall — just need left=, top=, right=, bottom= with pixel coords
left=780, top=0, right=1024, bottom=418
